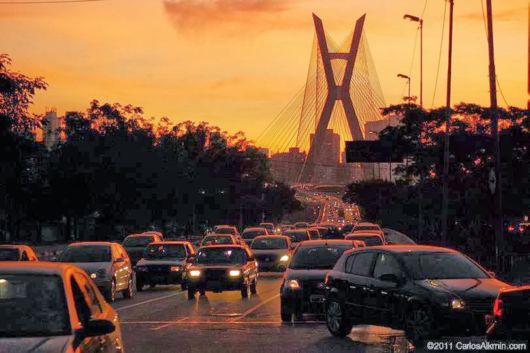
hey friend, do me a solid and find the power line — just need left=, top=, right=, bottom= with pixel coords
left=0, top=0, right=103, bottom=4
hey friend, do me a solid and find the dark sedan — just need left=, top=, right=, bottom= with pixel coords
left=250, top=235, right=291, bottom=272
left=185, top=245, right=258, bottom=299
left=324, top=245, right=510, bottom=346
left=280, top=240, right=361, bottom=321
left=122, top=233, right=162, bottom=265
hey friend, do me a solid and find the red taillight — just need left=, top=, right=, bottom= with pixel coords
left=493, top=298, right=503, bottom=317
left=507, top=226, right=515, bottom=232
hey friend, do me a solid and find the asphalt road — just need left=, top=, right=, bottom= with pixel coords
left=112, top=273, right=411, bottom=353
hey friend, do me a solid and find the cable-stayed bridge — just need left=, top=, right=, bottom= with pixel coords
left=257, top=13, right=387, bottom=185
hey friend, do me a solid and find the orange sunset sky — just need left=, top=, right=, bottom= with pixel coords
left=1, top=0, right=528, bottom=143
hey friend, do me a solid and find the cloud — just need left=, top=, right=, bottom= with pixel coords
left=163, top=0, right=302, bottom=35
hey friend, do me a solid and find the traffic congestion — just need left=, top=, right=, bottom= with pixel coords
left=1, top=206, right=529, bottom=353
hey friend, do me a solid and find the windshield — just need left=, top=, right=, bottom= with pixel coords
left=242, top=230, right=267, bottom=240
left=289, top=245, right=351, bottom=269
left=346, top=235, right=383, bottom=246
left=215, top=228, right=236, bottom=235
left=354, top=225, right=380, bottom=232
left=251, top=238, right=288, bottom=250
left=59, top=245, right=111, bottom=263
left=402, top=252, right=489, bottom=280
left=202, top=235, right=233, bottom=245
left=0, top=274, right=70, bottom=337
left=144, top=244, right=186, bottom=260
left=285, top=231, right=309, bottom=243
left=0, top=248, right=19, bottom=261
left=195, top=248, right=247, bottom=265
left=123, top=236, right=154, bottom=247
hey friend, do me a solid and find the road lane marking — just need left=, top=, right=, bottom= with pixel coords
left=151, top=317, right=189, bottom=330
left=116, top=291, right=185, bottom=312
left=227, top=293, right=280, bottom=322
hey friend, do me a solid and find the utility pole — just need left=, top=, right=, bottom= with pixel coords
left=441, top=0, right=454, bottom=245
left=486, top=0, right=503, bottom=270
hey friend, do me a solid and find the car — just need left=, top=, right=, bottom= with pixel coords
left=0, top=262, right=124, bottom=353
left=185, top=245, right=258, bottom=299
left=201, top=234, right=239, bottom=246
left=259, top=222, right=275, bottom=234
left=142, top=230, right=164, bottom=240
left=122, top=233, right=163, bottom=265
left=280, top=240, right=363, bottom=321
left=294, top=222, right=310, bottom=229
left=242, top=227, right=270, bottom=245
left=307, top=228, right=321, bottom=240
left=284, top=229, right=311, bottom=249
left=135, top=241, right=196, bottom=291
left=317, top=224, right=343, bottom=239
left=345, top=232, right=386, bottom=246
left=213, top=225, right=240, bottom=236
left=0, top=244, right=39, bottom=261
left=324, top=245, right=510, bottom=345
left=487, top=285, right=530, bottom=340
left=250, top=235, right=291, bottom=272
left=59, top=242, right=134, bottom=302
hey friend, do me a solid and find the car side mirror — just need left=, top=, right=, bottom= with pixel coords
left=379, top=273, right=401, bottom=285
left=114, top=257, right=125, bottom=264
left=78, top=319, right=115, bottom=338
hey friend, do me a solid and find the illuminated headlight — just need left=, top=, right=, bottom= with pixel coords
left=280, top=255, right=289, bottom=262
left=90, top=273, right=97, bottom=279
left=189, top=270, right=201, bottom=277
left=229, top=270, right=241, bottom=277
left=287, top=279, right=300, bottom=289
left=170, top=266, right=181, bottom=272
left=450, top=298, right=466, bottom=310
left=91, top=269, right=106, bottom=279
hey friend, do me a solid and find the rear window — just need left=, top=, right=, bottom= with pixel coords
left=202, top=235, right=233, bottom=245
left=144, top=244, right=187, bottom=260
left=0, top=248, right=19, bottom=261
left=289, top=245, right=352, bottom=270
left=251, top=238, right=288, bottom=250
left=59, top=245, right=111, bottom=263
left=123, top=236, right=154, bottom=247
left=346, top=235, right=383, bottom=246
left=215, top=228, right=236, bottom=235
left=242, top=229, right=267, bottom=240
left=354, top=225, right=380, bottom=232
left=285, top=231, right=309, bottom=243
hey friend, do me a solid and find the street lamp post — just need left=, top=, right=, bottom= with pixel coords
left=397, top=73, right=411, bottom=102
left=404, top=14, right=423, bottom=107
left=441, top=0, right=455, bottom=246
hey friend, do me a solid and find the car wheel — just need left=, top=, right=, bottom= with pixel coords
left=405, top=306, right=435, bottom=346
left=326, top=299, right=353, bottom=337
left=136, top=279, right=144, bottom=292
left=106, top=279, right=117, bottom=303
left=250, top=279, right=257, bottom=294
left=241, top=283, right=249, bottom=299
left=187, top=288, right=196, bottom=300
left=123, top=276, right=134, bottom=299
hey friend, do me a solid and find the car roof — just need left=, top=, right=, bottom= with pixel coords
left=205, top=234, right=234, bottom=238
left=0, top=261, right=76, bottom=276
left=126, top=234, right=156, bottom=238
left=149, top=241, right=190, bottom=246
left=199, top=244, right=246, bottom=249
left=67, top=241, right=113, bottom=247
left=298, top=239, right=357, bottom=247
left=346, top=233, right=383, bottom=238
left=253, top=235, right=289, bottom=240
left=355, top=222, right=378, bottom=226
left=243, top=227, right=267, bottom=231
left=0, top=244, right=28, bottom=249
left=351, top=244, right=458, bottom=254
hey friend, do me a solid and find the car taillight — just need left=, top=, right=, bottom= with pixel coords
left=493, top=298, right=503, bottom=317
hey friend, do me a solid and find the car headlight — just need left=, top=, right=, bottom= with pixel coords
left=280, top=255, right=289, bottom=262
left=450, top=298, right=466, bottom=310
left=229, top=270, right=241, bottom=277
left=189, top=270, right=201, bottom=277
left=91, top=269, right=106, bottom=279
left=170, top=266, right=181, bottom=272
left=287, top=279, right=300, bottom=289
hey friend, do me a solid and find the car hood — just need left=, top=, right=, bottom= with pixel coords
left=0, top=335, right=71, bottom=353
left=136, top=258, right=185, bottom=266
left=65, top=262, right=110, bottom=274
left=251, top=249, right=289, bottom=256
left=285, top=269, right=329, bottom=281
left=415, top=278, right=510, bottom=300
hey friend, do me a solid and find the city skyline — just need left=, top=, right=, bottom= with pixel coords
left=2, top=0, right=528, bottom=145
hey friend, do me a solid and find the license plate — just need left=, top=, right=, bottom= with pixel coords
left=310, top=295, right=325, bottom=303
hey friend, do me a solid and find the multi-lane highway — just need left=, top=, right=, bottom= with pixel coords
left=113, top=274, right=410, bottom=353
